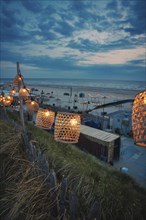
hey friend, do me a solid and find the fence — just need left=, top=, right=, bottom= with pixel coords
left=0, top=106, right=99, bottom=220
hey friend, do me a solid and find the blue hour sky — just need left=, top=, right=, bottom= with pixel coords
left=0, top=0, right=146, bottom=81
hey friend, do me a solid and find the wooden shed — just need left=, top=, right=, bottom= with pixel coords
left=78, top=125, right=120, bottom=163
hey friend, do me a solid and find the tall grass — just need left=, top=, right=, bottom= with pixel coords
left=0, top=119, right=55, bottom=220
left=1, top=109, right=146, bottom=220
left=26, top=122, right=146, bottom=220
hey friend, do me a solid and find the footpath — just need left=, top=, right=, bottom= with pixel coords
left=114, top=136, right=146, bottom=188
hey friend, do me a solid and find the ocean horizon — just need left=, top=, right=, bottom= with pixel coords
left=1, top=78, right=145, bottom=91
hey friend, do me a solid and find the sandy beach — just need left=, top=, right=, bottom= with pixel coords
left=29, top=84, right=137, bottom=115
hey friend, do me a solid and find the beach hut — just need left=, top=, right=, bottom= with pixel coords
left=78, top=125, right=120, bottom=163
left=79, top=93, right=85, bottom=98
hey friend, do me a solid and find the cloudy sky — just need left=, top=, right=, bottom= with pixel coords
left=0, top=0, right=146, bottom=81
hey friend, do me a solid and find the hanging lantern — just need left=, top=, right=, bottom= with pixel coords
left=132, top=90, right=146, bottom=147
left=0, top=95, right=3, bottom=103
left=26, top=99, right=39, bottom=115
left=13, top=74, right=22, bottom=87
left=2, top=96, right=14, bottom=107
left=9, top=88, right=16, bottom=96
left=19, top=87, right=30, bottom=100
left=54, top=112, right=81, bottom=143
left=36, top=108, right=55, bottom=129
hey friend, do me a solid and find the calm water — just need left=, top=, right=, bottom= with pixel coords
left=1, top=78, right=145, bottom=91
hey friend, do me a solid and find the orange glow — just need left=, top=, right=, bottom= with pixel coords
left=132, top=90, right=146, bottom=147
left=45, top=111, right=50, bottom=116
left=10, top=88, right=16, bottom=95
left=70, top=118, right=78, bottom=126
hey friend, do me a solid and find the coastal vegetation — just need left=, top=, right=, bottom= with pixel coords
left=0, top=108, right=146, bottom=220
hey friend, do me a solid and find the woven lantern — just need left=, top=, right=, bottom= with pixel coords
left=132, top=90, right=146, bottom=147
left=54, top=112, right=81, bottom=143
left=36, top=108, right=55, bottom=129
left=9, top=88, right=16, bottom=96
left=19, top=87, right=30, bottom=100
left=26, top=99, right=39, bottom=115
left=2, top=96, right=14, bottom=107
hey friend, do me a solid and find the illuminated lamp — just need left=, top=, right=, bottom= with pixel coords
left=9, top=88, right=16, bottom=96
left=19, top=87, right=30, bottom=100
left=36, top=108, right=55, bottom=129
left=2, top=96, right=13, bottom=107
left=54, top=112, right=81, bottom=143
left=0, top=95, right=3, bottom=102
left=26, top=99, right=39, bottom=115
left=13, top=74, right=22, bottom=87
left=132, top=90, right=146, bottom=147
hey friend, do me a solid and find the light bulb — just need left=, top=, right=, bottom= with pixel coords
left=70, top=118, right=77, bottom=126
left=45, top=111, right=50, bottom=116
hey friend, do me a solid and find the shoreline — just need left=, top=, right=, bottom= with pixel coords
left=27, top=84, right=135, bottom=116
left=28, top=83, right=141, bottom=92
left=28, top=84, right=139, bottom=97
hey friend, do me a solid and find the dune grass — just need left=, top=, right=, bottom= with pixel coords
left=26, top=122, right=146, bottom=220
left=1, top=109, right=146, bottom=220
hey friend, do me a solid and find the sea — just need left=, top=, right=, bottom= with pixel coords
left=22, top=78, right=146, bottom=91
left=1, top=78, right=145, bottom=91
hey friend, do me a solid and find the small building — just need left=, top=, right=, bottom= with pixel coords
left=78, top=125, right=120, bottom=163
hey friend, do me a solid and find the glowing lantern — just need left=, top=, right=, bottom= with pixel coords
left=0, top=95, right=3, bottom=102
left=36, top=108, right=55, bottom=129
left=26, top=99, right=39, bottom=114
left=9, top=88, right=16, bottom=96
left=2, top=96, right=14, bottom=107
left=13, top=74, right=22, bottom=87
left=19, top=87, right=29, bottom=100
left=54, top=112, right=81, bottom=143
left=132, top=90, right=146, bottom=147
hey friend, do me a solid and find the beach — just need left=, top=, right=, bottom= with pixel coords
left=28, top=83, right=138, bottom=115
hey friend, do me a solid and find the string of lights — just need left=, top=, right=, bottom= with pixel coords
left=0, top=62, right=145, bottom=146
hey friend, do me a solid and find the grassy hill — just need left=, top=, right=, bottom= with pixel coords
left=0, top=109, right=146, bottom=220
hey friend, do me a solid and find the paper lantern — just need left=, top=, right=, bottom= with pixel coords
left=36, top=108, right=55, bottom=129
left=132, top=90, right=146, bottom=147
left=26, top=99, right=39, bottom=114
left=9, top=88, right=16, bottom=96
left=54, top=112, right=81, bottom=143
left=19, top=87, right=29, bottom=100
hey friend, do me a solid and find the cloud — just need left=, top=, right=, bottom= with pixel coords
left=22, top=0, right=42, bottom=13
left=0, top=0, right=145, bottom=80
left=120, top=0, right=146, bottom=35
left=71, top=29, right=130, bottom=46
left=78, top=47, right=145, bottom=66
left=54, top=21, right=75, bottom=36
